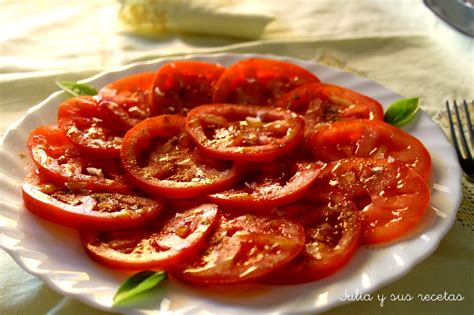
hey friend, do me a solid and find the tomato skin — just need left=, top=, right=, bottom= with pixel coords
left=263, top=195, right=362, bottom=284
left=312, top=158, right=430, bottom=244
left=80, top=203, right=219, bottom=270
left=151, top=61, right=225, bottom=115
left=166, top=196, right=210, bottom=210
left=309, top=119, right=432, bottom=182
left=172, top=212, right=305, bottom=285
left=98, top=72, right=156, bottom=130
left=27, top=125, right=132, bottom=193
left=57, top=96, right=124, bottom=157
left=274, top=83, right=384, bottom=137
left=120, top=115, right=242, bottom=198
left=22, top=171, right=165, bottom=230
left=213, top=58, right=320, bottom=106
left=208, top=161, right=322, bottom=208
left=185, top=104, right=305, bottom=162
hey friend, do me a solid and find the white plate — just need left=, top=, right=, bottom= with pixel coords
left=0, top=53, right=462, bottom=314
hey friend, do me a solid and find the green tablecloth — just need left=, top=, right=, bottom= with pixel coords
left=1, top=1, right=473, bottom=314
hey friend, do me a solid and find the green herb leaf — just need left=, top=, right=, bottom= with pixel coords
left=56, top=80, right=97, bottom=97
left=384, top=97, right=420, bottom=127
left=113, top=271, right=167, bottom=306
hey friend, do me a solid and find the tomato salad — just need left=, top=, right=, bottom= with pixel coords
left=22, top=58, right=432, bottom=286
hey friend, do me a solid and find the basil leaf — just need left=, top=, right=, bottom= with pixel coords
left=113, top=270, right=167, bottom=306
left=56, top=80, right=97, bottom=97
left=384, top=97, right=420, bottom=127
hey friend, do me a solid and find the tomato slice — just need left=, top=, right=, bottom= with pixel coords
left=151, top=61, right=225, bottom=115
left=263, top=195, right=361, bottom=284
left=313, top=158, right=430, bottom=244
left=22, top=171, right=164, bottom=230
left=309, top=120, right=432, bottom=181
left=172, top=212, right=305, bottom=284
left=208, top=160, right=322, bottom=208
left=57, top=96, right=124, bottom=157
left=120, top=115, right=241, bottom=198
left=98, top=72, right=155, bottom=130
left=80, top=203, right=219, bottom=270
left=27, top=125, right=132, bottom=193
left=185, top=104, right=305, bottom=161
left=212, top=58, right=320, bottom=106
left=274, top=83, right=384, bottom=136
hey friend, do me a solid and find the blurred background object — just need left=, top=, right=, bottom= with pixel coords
left=424, top=0, right=474, bottom=37
left=119, top=0, right=274, bottom=39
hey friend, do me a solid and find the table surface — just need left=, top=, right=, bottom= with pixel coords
left=1, top=1, right=473, bottom=314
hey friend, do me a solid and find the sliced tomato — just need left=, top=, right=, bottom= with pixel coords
left=185, top=104, right=305, bottom=161
left=311, top=158, right=430, bottom=244
left=80, top=203, right=219, bottom=270
left=98, top=72, right=155, bottom=130
left=274, top=83, right=384, bottom=136
left=208, top=160, right=322, bottom=208
left=57, top=96, right=124, bottom=157
left=309, top=120, right=432, bottom=181
left=263, top=195, right=361, bottom=284
left=27, top=125, right=131, bottom=193
left=212, top=58, right=320, bottom=106
left=151, top=61, right=225, bottom=115
left=120, top=115, right=241, bottom=198
left=22, top=171, right=164, bottom=230
left=172, top=212, right=305, bottom=284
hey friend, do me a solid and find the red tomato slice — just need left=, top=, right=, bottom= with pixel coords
left=185, top=104, right=305, bottom=161
left=309, top=120, right=432, bottom=181
left=208, top=160, right=322, bottom=208
left=313, top=158, right=430, bottom=244
left=172, top=212, right=305, bottom=284
left=151, top=61, right=225, bottom=115
left=80, top=203, right=219, bottom=270
left=120, top=115, right=241, bottom=198
left=98, top=72, right=155, bottom=130
left=57, top=96, right=124, bottom=157
left=22, top=171, right=164, bottom=230
left=263, top=195, right=361, bottom=284
left=274, top=83, right=384, bottom=136
left=27, top=125, right=132, bottom=193
left=212, top=58, right=320, bottom=106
